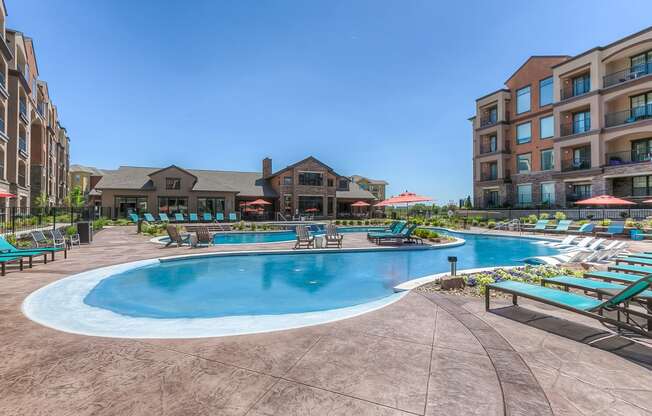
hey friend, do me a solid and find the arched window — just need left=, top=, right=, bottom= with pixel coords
left=18, top=161, right=26, bottom=187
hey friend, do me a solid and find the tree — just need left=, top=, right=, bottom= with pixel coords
left=68, top=186, right=85, bottom=208
left=33, top=192, right=49, bottom=215
left=463, top=196, right=472, bottom=209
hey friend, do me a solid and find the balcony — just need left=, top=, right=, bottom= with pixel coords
left=19, top=100, right=27, bottom=121
left=604, top=62, right=652, bottom=88
left=566, top=193, right=590, bottom=203
left=605, top=104, right=652, bottom=128
left=480, top=172, right=498, bottom=181
left=0, top=72, right=5, bottom=89
left=560, top=81, right=590, bottom=101
left=560, top=117, right=591, bottom=137
left=37, top=102, right=46, bottom=117
left=561, top=157, right=591, bottom=172
left=479, top=111, right=508, bottom=128
left=605, top=149, right=652, bottom=166
left=479, top=141, right=497, bottom=154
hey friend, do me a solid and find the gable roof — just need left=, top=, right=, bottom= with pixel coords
left=351, top=175, right=388, bottom=185
left=336, top=180, right=377, bottom=200
left=148, top=164, right=198, bottom=179
left=269, top=156, right=342, bottom=178
left=94, top=166, right=277, bottom=197
left=504, top=55, right=571, bottom=84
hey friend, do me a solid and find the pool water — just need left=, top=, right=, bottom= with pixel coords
left=212, top=231, right=297, bottom=244
left=84, top=231, right=557, bottom=319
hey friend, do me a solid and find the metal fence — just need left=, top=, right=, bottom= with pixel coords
left=0, top=206, right=100, bottom=236
left=460, top=208, right=652, bottom=221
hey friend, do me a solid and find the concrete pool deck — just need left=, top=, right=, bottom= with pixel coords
left=1, top=226, right=651, bottom=415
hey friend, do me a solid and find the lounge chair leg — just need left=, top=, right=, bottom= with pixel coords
left=29, top=256, right=33, bottom=268
left=485, top=288, right=490, bottom=310
left=512, top=294, right=518, bottom=306
left=64, top=249, right=67, bottom=259
left=1, top=262, right=4, bottom=276
left=43, top=254, right=47, bottom=264
left=19, top=258, right=23, bottom=271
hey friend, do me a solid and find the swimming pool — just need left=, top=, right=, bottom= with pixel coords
left=23, top=231, right=558, bottom=338
left=208, top=226, right=383, bottom=244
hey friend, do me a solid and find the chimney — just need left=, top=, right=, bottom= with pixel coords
left=262, top=157, right=272, bottom=178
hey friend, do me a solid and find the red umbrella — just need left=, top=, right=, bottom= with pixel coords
left=575, top=195, right=635, bottom=205
left=0, top=192, right=16, bottom=198
left=248, top=198, right=272, bottom=206
left=374, top=191, right=433, bottom=221
left=304, top=208, right=319, bottom=213
left=351, top=201, right=371, bottom=207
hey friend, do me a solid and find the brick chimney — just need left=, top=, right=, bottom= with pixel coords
left=262, top=157, right=272, bottom=178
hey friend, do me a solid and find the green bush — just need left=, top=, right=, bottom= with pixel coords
left=539, top=213, right=549, bottom=220
left=487, top=220, right=496, bottom=229
left=554, top=211, right=566, bottom=221
left=527, top=214, right=538, bottom=224
left=600, top=219, right=611, bottom=226
left=463, top=265, right=583, bottom=294
left=65, top=225, right=77, bottom=236
left=334, top=220, right=341, bottom=225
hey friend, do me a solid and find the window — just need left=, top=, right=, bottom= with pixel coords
left=633, top=176, right=650, bottom=197
left=516, top=122, right=531, bottom=144
left=517, top=153, right=531, bottom=173
left=283, top=194, right=292, bottom=214
left=630, top=92, right=652, bottom=119
left=631, top=138, right=652, bottom=162
left=488, top=107, right=497, bottom=123
left=540, top=149, right=554, bottom=171
left=197, top=197, right=225, bottom=213
left=630, top=50, right=652, bottom=73
left=282, top=176, right=292, bottom=185
left=158, top=197, right=188, bottom=214
left=572, top=184, right=591, bottom=199
left=539, top=115, right=554, bottom=139
left=539, top=77, right=553, bottom=106
left=572, top=111, right=590, bottom=134
left=516, top=86, right=531, bottom=114
left=541, top=183, right=555, bottom=205
left=298, top=196, right=323, bottom=215
left=572, top=74, right=590, bottom=96
left=327, top=178, right=334, bottom=187
left=338, top=179, right=349, bottom=190
left=489, top=163, right=497, bottom=179
left=486, top=190, right=499, bottom=208
left=165, top=177, right=181, bottom=190
left=489, top=135, right=497, bottom=152
left=298, top=172, right=323, bottom=186
left=517, top=184, right=532, bottom=206
left=115, top=196, right=148, bottom=218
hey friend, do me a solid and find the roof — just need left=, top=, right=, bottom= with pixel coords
left=336, top=181, right=376, bottom=200
left=269, top=156, right=342, bottom=178
left=350, top=175, right=388, bottom=185
left=94, top=165, right=277, bottom=197
left=504, top=55, right=570, bottom=84
left=69, top=164, right=104, bottom=175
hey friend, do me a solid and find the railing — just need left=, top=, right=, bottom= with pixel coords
left=18, top=136, right=27, bottom=153
left=560, top=81, right=590, bottom=100
left=560, top=117, right=591, bottom=137
left=480, top=172, right=498, bottom=181
left=0, top=206, right=101, bottom=236
left=479, top=142, right=497, bottom=154
left=603, top=62, right=652, bottom=88
left=0, top=117, right=4, bottom=134
left=479, top=111, right=508, bottom=128
left=37, top=102, right=46, bottom=117
left=604, top=104, right=652, bottom=128
left=0, top=72, right=5, bottom=89
left=605, top=149, right=651, bottom=166
left=561, top=157, right=591, bottom=172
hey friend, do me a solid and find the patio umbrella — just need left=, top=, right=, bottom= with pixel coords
left=375, top=191, right=433, bottom=221
left=305, top=208, right=319, bottom=213
left=575, top=194, right=635, bottom=221
left=248, top=198, right=272, bottom=206
left=0, top=192, right=15, bottom=198
left=351, top=201, right=371, bottom=207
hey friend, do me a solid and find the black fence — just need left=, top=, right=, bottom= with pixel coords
left=460, top=208, right=652, bottom=221
left=0, top=206, right=102, bottom=236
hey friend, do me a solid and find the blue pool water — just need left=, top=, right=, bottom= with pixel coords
left=85, top=231, right=557, bottom=319
left=212, top=231, right=297, bottom=244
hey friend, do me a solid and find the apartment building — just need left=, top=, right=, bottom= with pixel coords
left=91, top=156, right=385, bottom=219
left=0, top=2, right=71, bottom=210
left=350, top=175, right=387, bottom=201
left=473, top=26, right=652, bottom=208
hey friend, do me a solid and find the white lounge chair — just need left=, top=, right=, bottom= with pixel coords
left=526, top=249, right=592, bottom=265
left=536, top=235, right=577, bottom=248
left=559, top=236, right=597, bottom=252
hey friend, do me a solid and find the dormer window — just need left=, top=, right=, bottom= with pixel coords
left=166, top=177, right=181, bottom=190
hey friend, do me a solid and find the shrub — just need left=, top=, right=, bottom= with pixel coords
left=554, top=212, right=566, bottom=221
left=65, top=225, right=77, bottom=236
left=335, top=220, right=341, bottom=225
left=487, top=220, right=496, bottom=229
left=600, top=219, right=611, bottom=226
left=539, top=213, right=549, bottom=220
left=527, top=214, right=538, bottom=224
left=463, top=265, right=582, bottom=294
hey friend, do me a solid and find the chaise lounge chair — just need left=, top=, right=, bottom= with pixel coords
left=536, top=235, right=577, bottom=248
left=549, top=220, right=573, bottom=234
left=372, top=223, right=419, bottom=245
left=325, top=224, right=343, bottom=248
left=367, top=221, right=405, bottom=240
left=569, top=222, right=595, bottom=235
left=189, top=213, right=199, bottom=222
left=294, top=226, right=314, bottom=249
left=144, top=213, right=157, bottom=222
left=526, top=219, right=549, bottom=233
left=216, top=212, right=225, bottom=222
left=486, top=274, right=652, bottom=337
left=0, top=236, right=63, bottom=262
left=203, top=212, right=214, bottom=222
left=194, top=226, right=212, bottom=247
left=228, top=213, right=237, bottom=221
left=174, top=213, right=185, bottom=222
left=596, top=220, right=625, bottom=238
left=129, top=213, right=140, bottom=223
left=165, top=225, right=191, bottom=247
left=159, top=213, right=171, bottom=222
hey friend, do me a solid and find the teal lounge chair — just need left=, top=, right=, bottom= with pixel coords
left=143, top=213, right=156, bottom=222
left=608, top=264, right=652, bottom=276
left=373, top=223, right=419, bottom=245
left=614, top=256, right=652, bottom=266
left=0, top=236, right=62, bottom=262
left=486, top=275, right=652, bottom=337
left=203, top=212, right=213, bottom=222
left=570, top=222, right=594, bottom=235
left=584, top=270, right=646, bottom=284
left=549, top=220, right=572, bottom=233
left=367, top=221, right=406, bottom=240
left=129, top=213, right=140, bottom=223
left=159, top=213, right=170, bottom=222
left=0, top=255, right=24, bottom=275
left=215, top=212, right=225, bottom=222
left=228, top=213, right=237, bottom=221
left=542, top=275, right=652, bottom=301
left=630, top=229, right=652, bottom=240
left=597, top=220, right=625, bottom=238
left=174, top=213, right=185, bottom=222
left=529, top=219, right=549, bottom=233
left=189, top=213, right=199, bottom=222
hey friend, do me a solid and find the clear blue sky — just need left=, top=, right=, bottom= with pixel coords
left=8, top=0, right=652, bottom=203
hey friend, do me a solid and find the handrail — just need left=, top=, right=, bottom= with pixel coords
left=603, top=62, right=652, bottom=88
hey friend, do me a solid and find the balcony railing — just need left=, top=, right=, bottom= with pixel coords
left=605, top=104, right=652, bottom=128
left=604, top=62, right=652, bottom=88
left=479, top=111, right=508, bottom=128
left=0, top=118, right=4, bottom=134
left=561, top=157, right=591, bottom=172
left=560, top=82, right=590, bottom=101
left=560, top=117, right=591, bottom=137
left=37, top=102, right=46, bottom=117
left=605, top=149, right=652, bottom=166
left=566, top=193, right=591, bottom=203
left=0, top=72, right=5, bottom=89
left=18, top=136, right=27, bottom=153
left=480, top=171, right=498, bottom=181
left=479, top=142, right=497, bottom=154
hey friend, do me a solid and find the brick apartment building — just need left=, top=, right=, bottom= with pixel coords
left=472, top=26, right=652, bottom=209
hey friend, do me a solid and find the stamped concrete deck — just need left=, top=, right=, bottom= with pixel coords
left=1, top=226, right=651, bottom=415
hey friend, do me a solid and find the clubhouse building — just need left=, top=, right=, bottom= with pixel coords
left=89, top=156, right=386, bottom=219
